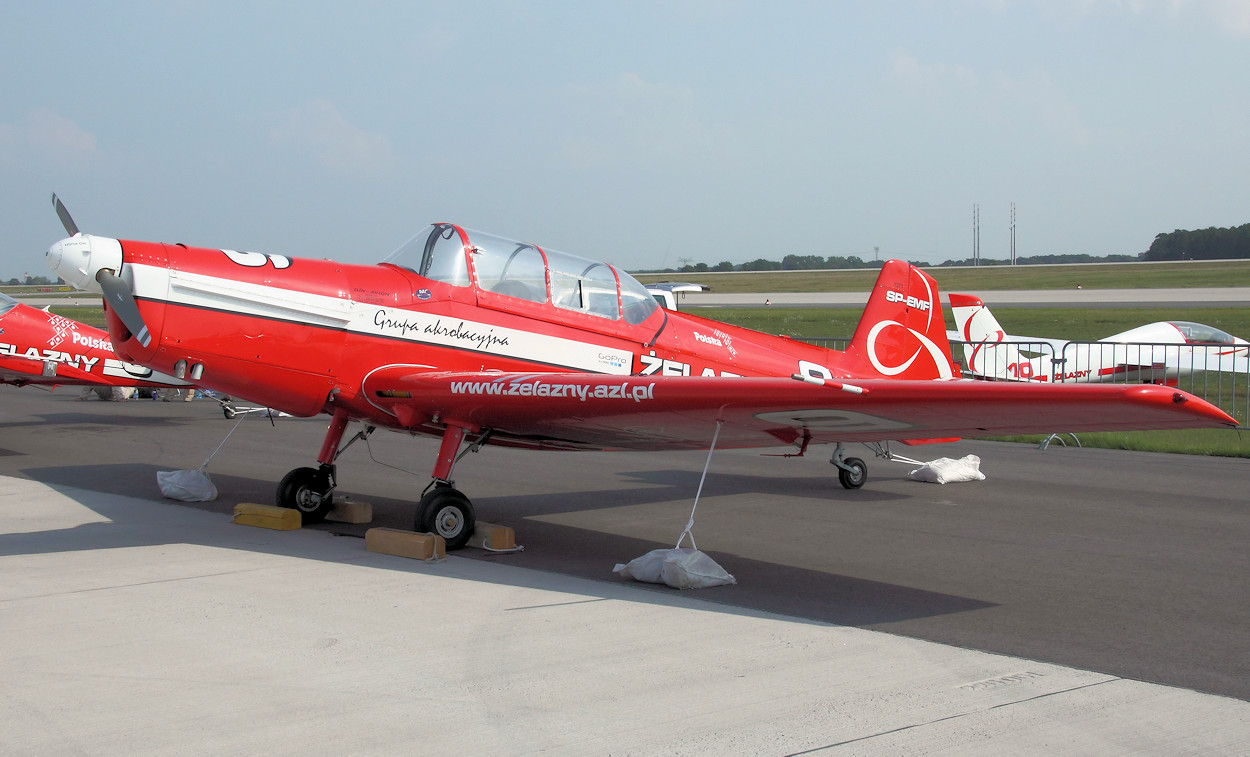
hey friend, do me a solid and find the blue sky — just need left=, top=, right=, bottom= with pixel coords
left=2, top=1, right=1247, bottom=279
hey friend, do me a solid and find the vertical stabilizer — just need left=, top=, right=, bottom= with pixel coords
left=949, top=294, right=1051, bottom=381
left=845, top=260, right=959, bottom=380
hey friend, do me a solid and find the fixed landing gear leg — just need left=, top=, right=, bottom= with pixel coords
left=275, top=408, right=351, bottom=523
left=830, top=442, right=867, bottom=490
left=415, top=424, right=478, bottom=550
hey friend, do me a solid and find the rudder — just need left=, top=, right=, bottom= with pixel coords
left=846, top=260, right=959, bottom=380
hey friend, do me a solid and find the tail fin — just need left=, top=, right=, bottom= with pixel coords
left=949, top=294, right=1046, bottom=380
left=846, top=260, right=959, bottom=380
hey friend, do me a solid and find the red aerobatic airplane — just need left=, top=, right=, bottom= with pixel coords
left=1, top=290, right=190, bottom=391
left=44, top=196, right=1236, bottom=548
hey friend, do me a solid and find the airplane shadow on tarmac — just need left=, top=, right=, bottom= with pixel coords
left=5, top=410, right=218, bottom=430
left=2, top=462, right=995, bottom=630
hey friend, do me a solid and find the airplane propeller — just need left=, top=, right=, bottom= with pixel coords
left=52, top=193, right=79, bottom=237
left=97, top=269, right=151, bottom=347
left=51, top=193, right=152, bottom=348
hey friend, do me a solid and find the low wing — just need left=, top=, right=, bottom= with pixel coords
left=1067, top=344, right=1250, bottom=382
left=361, top=370, right=1236, bottom=451
left=1, top=352, right=60, bottom=386
left=1, top=353, right=100, bottom=388
left=1169, top=351, right=1250, bottom=375
left=0, top=342, right=106, bottom=387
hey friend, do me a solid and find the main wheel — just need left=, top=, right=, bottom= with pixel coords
left=277, top=466, right=334, bottom=523
left=837, top=457, right=867, bottom=489
left=415, top=485, right=476, bottom=551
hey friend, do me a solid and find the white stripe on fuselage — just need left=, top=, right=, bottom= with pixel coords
left=136, top=264, right=633, bottom=374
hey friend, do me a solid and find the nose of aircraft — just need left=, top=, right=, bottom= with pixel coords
left=46, top=233, right=123, bottom=292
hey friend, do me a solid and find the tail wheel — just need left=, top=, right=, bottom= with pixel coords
left=838, top=457, right=867, bottom=489
left=415, top=485, right=476, bottom=551
left=277, top=466, right=334, bottom=523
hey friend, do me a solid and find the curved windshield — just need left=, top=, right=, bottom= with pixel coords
left=1171, top=321, right=1236, bottom=345
left=382, top=224, right=469, bottom=286
left=0, top=291, right=18, bottom=317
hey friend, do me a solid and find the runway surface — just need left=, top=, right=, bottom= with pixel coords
left=3, top=387, right=1249, bottom=694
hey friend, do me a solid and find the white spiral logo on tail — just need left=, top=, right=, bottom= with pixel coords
left=865, top=320, right=954, bottom=379
left=866, top=277, right=953, bottom=379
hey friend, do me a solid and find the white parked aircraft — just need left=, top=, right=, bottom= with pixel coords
left=949, top=293, right=1250, bottom=384
left=645, top=282, right=709, bottom=311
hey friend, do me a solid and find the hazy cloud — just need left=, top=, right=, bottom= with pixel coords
left=975, top=0, right=1250, bottom=34
left=0, top=108, right=100, bottom=168
left=555, top=73, right=732, bottom=172
left=992, top=70, right=1091, bottom=145
left=1207, top=0, right=1250, bottom=35
left=888, top=49, right=979, bottom=94
left=888, top=48, right=1090, bottom=145
left=268, top=99, right=396, bottom=177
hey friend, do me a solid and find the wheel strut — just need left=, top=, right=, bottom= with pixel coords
left=417, top=423, right=487, bottom=550
left=830, top=443, right=868, bottom=490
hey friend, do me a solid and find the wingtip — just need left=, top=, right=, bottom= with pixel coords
left=1176, top=391, right=1239, bottom=428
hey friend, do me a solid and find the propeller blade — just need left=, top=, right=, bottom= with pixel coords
left=96, top=269, right=152, bottom=347
left=51, top=193, right=79, bottom=237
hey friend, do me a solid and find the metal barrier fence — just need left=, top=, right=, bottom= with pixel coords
left=800, top=337, right=1250, bottom=426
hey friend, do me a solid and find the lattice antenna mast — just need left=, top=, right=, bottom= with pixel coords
left=972, top=204, right=980, bottom=266
left=1010, top=202, right=1017, bottom=265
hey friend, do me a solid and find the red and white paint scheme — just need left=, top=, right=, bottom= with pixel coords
left=44, top=199, right=1236, bottom=547
left=950, top=293, right=1250, bottom=385
left=0, top=291, right=190, bottom=390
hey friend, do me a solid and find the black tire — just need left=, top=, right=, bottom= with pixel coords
left=277, top=466, right=334, bottom=523
left=223, top=405, right=236, bottom=419
left=415, top=486, right=476, bottom=550
left=837, top=457, right=867, bottom=490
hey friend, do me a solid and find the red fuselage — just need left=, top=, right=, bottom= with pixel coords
left=104, top=239, right=884, bottom=431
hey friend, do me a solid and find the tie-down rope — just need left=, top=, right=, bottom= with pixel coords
left=675, top=419, right=723, bottom=550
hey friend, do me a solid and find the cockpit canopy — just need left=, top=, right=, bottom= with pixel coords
left=1170, top=321, right=1239, bottom=345
left=383, top=224, right=659, bottom=325
left=0, top=291, right=18, bottom=318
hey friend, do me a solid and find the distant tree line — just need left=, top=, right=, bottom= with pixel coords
left=740, top=254, right=888, bottom=271
left=645, top=251, right=1133, bottom=275
left=638, top=222, right=1249, bottom=274
left=3, top=275, right=56, bottom=286
left=1141, top=223, right=1250, bottom=261
left=936, top=253, right=1137, bottom=267
left=651, top=254, right=896, bottom=274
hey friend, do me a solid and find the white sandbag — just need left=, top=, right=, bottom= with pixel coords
left=157, top=469, right=218, bottom=501
left=614, top=548, right=667, bottom=584
left=908, top=454, right=986, bottom=484
left=661, top=548, right=737, bottom=589
left=614, top=548, right=736, bottom=589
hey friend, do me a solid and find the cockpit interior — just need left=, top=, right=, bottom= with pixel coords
left=385, top=224, right=658, bottom=325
